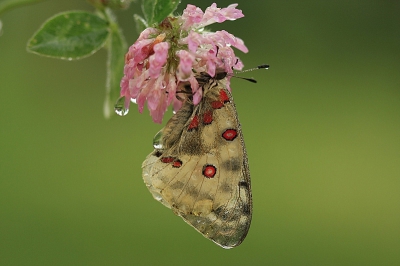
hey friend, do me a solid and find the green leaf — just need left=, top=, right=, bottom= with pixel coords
left=27, top=11, right=110, bottom=60
left=133, top=14, right=148, bottom=34
left=103, top=9, right=127, bottom=119
left=142, top=0, right=181, bottom=25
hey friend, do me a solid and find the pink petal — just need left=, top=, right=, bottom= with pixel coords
left=212, top=30, right=248, bottom=53
left=173, top=97, right=183, bottom=113
left=126, top=38, right=153, bottom=64
left=149, top=42, right=169, bottom=79
left=177, top=50, right=195, bottom=80
left=135, top=77, right=154, bottom=113
left=136, top=92, right=146, bottom=113
left=147, top=87, right=168, bottom=124
left=221, top=4, right=244, bottom=20
left=219, top=30, right=248, bottom=53
left=137, top=27, right=158, bottom=41
left=146, top=90, right=159, bottom=111
left=189, top=76, right=201, bottom=104
left=215, top=46, right=236, bottom=72
left=193, top=89, right=202, bottom=105
left=202, top=3, right=221, bottom=25
left=120, top=75, right=130, bottom=96
left=181, top=4, right=204, bottom=30
left=232, top=36, right=248, bottom=53
left=186, top=31, right=202, bottom=52
left=233, top=58, right=244, bottom=70
left=201, top=3, right=244, bottom=27
left=166, top=76, right=177, bottom=104
left=129, top=71, right=148, bottom=98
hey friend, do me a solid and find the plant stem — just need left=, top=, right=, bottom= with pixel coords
left=0, top=0, right=47, bottom=16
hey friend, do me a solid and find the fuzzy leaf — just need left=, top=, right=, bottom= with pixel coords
left=27, top=11, right=109, bottom=60
left=142, top=0, right=181, bottom=25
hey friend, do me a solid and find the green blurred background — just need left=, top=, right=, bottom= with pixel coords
left=1, top=0, right=399, bottom=265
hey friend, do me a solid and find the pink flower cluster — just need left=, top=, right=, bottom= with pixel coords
left=118, top=3, right=248, bottom=123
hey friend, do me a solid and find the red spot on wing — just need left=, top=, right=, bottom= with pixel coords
left=188, top=115, right=199, bottom=130
left=222, top=129, right=238, bottom=141
left=211, top=90, right=229, bottom=109
left=161, top=157, right=175, bottom=163
left=172, top=159, right=182, bottom=168
left=211, top=101, right=224, bottom=109
left=203, top=110, right=213, bottom=125
left=219, top=89, right=230, bottom=103
left=202, top=165, right=217, bottom=178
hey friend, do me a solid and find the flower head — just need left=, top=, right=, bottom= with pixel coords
left=117, top=3, right=248, bottom=123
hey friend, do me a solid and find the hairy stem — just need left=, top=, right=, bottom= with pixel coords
left=0, top=0, right=47, bottom=16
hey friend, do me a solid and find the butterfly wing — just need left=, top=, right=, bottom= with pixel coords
left=142, top=80, right=252, bottom=249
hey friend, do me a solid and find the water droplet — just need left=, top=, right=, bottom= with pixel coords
left=153, top=129, right=164, bottom=149
left=114, top=96, right=129, bottom=116
left=153, top=193, right=163, bottom=201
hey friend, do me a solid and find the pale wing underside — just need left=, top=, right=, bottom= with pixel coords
left=142, top=84, right=252, bottom=248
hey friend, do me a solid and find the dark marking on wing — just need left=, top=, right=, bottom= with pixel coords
left=241, top=202, right=251, bottom=216
left=238, top=180, right=249, bottom=189
left=221, top=157, right=241, bottom=172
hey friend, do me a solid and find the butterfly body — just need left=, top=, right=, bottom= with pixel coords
left=142, top=73, right=252, bottom=249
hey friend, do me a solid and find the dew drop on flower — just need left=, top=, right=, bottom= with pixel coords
left=114, top=96, right=129, bottom=116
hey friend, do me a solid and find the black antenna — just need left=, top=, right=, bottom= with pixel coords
left=231, top=64, right=269, bottom=83
left=239, top=64, right=269, bottom=73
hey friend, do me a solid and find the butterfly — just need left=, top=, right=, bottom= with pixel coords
left=142, top=71, right=252, bottom=249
